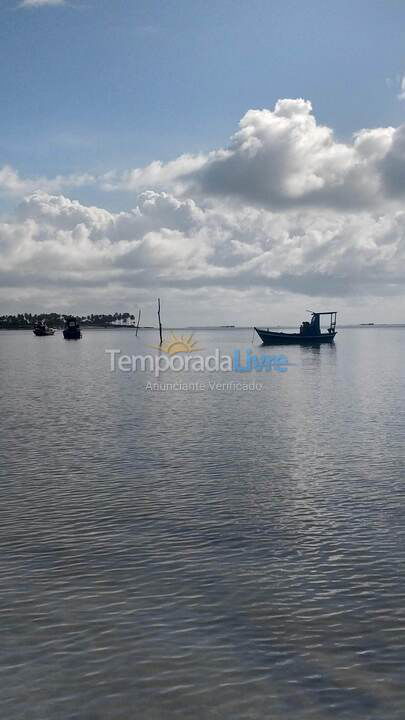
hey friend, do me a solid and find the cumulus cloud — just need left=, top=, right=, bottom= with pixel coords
left=97, top=99, right=403, bottom=211
left=100, top=154, right=207, bottom=195
left=3, top=99, right=403, bottom=211
left=2, top=189, right=405, bottom=320
left=3, top=99, right=405, bottom=321
left=185, top=100, right=393, bottom=209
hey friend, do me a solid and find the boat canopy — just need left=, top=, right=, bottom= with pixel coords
left=302, top=311, right=337, bottom=336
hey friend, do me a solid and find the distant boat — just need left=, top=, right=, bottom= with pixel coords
left=255, top=311, right=337, bottom=345
left=220, top=324, right=235, bottom=328
left=360, top=323, right=374, bottom=326
left=63, top=317, right=82, bottom=340
left=33, top=320, right=55, bottom=337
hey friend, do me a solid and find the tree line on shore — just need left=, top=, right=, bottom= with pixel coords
left=0, top=312, right=138, bottom=329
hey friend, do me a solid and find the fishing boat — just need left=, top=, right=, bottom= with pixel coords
left=63, top=316, right=82, bottom=340
left=255, top=311, right=337, bottom=345
left=33, top=320, right=55, bottom=336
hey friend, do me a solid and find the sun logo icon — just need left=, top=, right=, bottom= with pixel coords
left=152, top=333, right=202, bottom=355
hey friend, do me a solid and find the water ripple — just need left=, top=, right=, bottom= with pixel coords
left=0, top=329, right=405, bottom=719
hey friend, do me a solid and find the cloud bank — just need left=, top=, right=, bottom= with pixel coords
left=2, top=99, right=405, bottom=322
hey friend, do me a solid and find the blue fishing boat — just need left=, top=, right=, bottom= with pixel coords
left=255, top=311, right=337, bottom=345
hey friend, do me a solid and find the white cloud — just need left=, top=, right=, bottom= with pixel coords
left=100, top=154, right=207, bottom=195
left=98, top=99, right=402, bottom=211
left=186, top=100, right=387, bottom=209
left=19, top=0, right=66, bottom=7
left=385, top=73, right=405, bottom=101
left=2, top=189, right=405, bottom=321
left=3, top=98, right=403, bottom=212
left=0, top=165, right=94, bottom=196
left=3, top=100, right=405, bottom=321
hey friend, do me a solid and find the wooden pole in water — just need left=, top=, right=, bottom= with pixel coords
left=157, top=298, right=163, bottom=345
left=135, top=308, right=141, bottom=336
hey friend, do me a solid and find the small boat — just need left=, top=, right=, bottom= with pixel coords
left=63, top=316, right=82, bottom=340
left=33, top=320, right=55, bottom=336
left=255, top=311, right=337, bottom=345
left=360, top=323, right=374, bottom=326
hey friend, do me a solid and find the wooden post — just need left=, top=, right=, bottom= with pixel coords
left=157, top=298, right=163, bottom=346
left=135, top=308, right=141, bottom=336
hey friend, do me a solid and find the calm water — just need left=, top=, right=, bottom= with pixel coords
left=1, top=327, right=405, bottom=720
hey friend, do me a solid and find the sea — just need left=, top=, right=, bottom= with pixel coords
left=1, top=326, right=405, bottom=720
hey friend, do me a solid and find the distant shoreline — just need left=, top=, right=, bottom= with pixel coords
left=2, top=324, right=405, bottom=331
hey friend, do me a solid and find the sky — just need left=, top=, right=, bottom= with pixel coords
left=2, top=0, right=405, bottom=324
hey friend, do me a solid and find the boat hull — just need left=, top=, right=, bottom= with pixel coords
left=255, top=327, right=336, bottom=345
left=63, top=328, right=82, bottom=340
left=33, top=328, right=55, bottom=336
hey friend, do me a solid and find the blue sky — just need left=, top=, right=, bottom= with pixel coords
left=2, top=0, right=405, bottom=182
left=3, top=0, right=405, bottom=322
